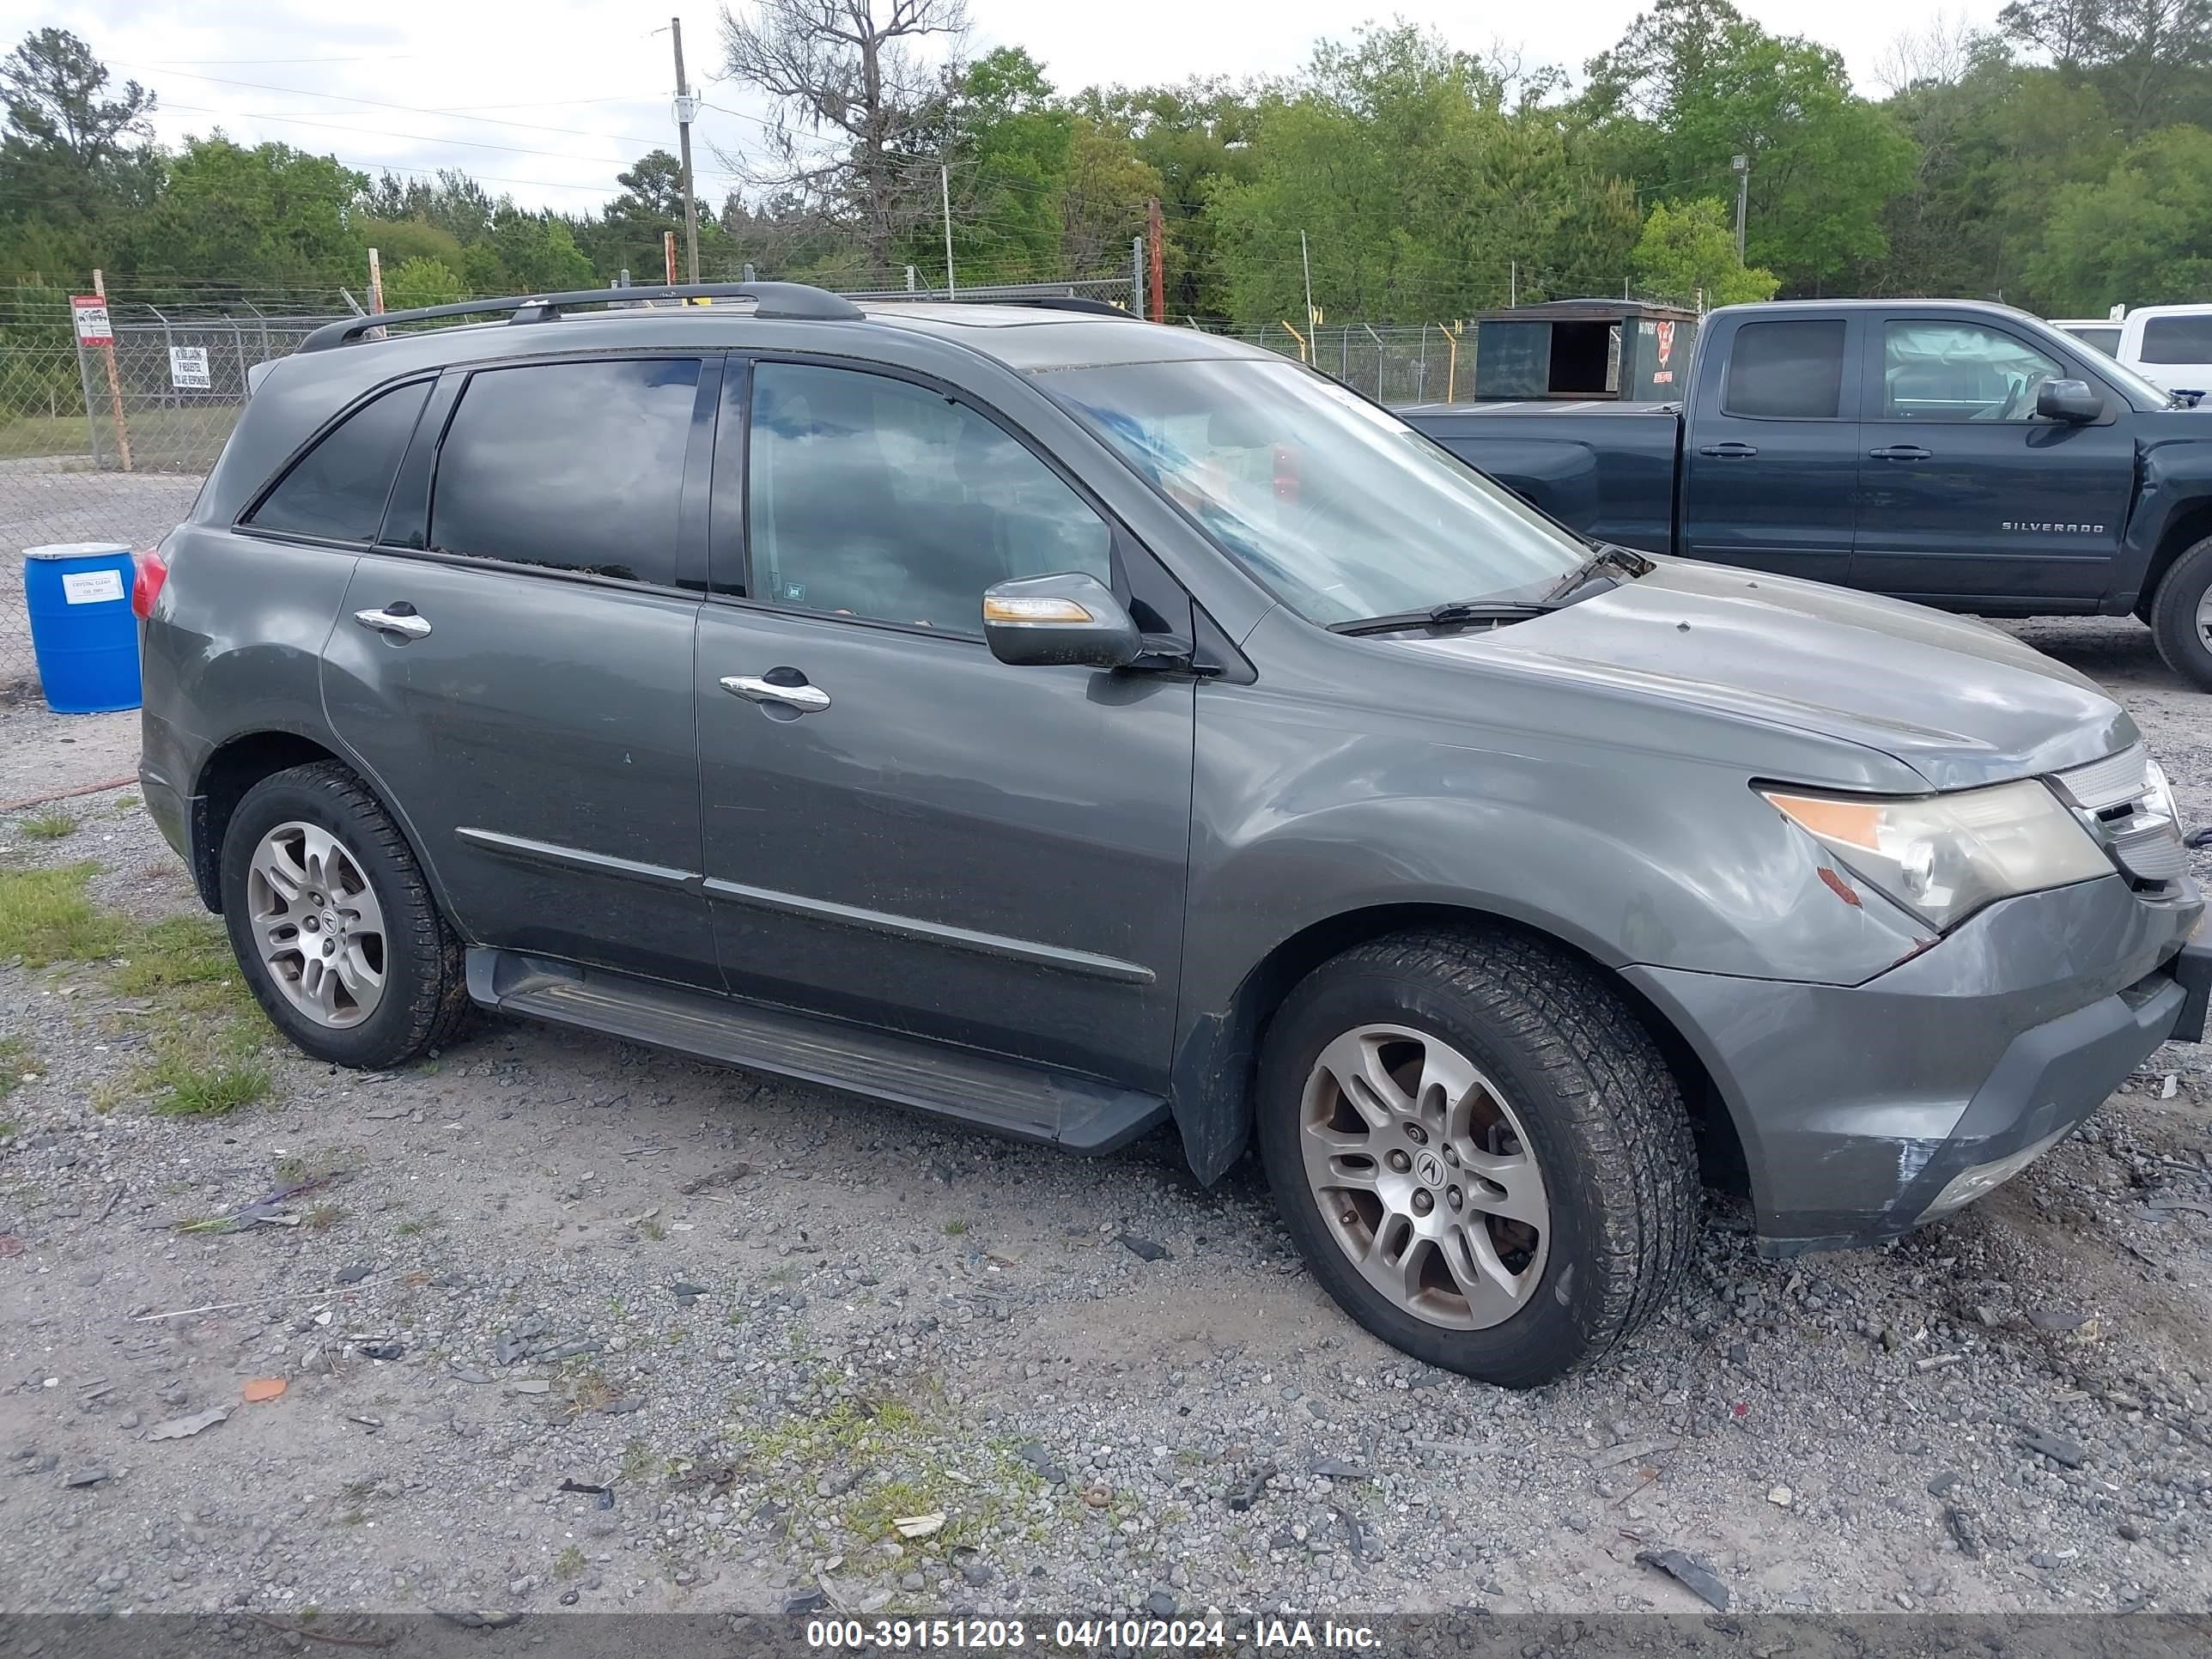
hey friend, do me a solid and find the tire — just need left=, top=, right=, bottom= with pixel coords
left=219, top=760, right=471, bottom=1070
left=1255, top=927, right=1699, bottom=1389
left=2149, top=536, right=2212, bottom=692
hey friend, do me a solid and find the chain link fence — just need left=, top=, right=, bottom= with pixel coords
left=1, top=294, right=339, bottom=696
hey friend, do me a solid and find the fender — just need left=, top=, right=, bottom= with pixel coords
left=2121, top=435, right=2212, bottom=610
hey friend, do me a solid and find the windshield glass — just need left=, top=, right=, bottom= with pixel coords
left=1038, top=357, right=1590, bottom=624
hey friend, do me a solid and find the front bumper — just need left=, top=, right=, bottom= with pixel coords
left=1626, top=876, right=2205, bottom=1255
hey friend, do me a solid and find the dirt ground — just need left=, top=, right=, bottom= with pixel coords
left=1, top=615, right=2209, bottom=1628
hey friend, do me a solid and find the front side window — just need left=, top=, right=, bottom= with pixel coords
left=247, top=380, right=430, bottom=542
left=1042, top=357, right=1589, bottom=627
left=1722, top=319, right=1845, bottom=419
left=1882, top=321, right=2063, bottom=422
left=2140, top=314, right=2212, bottom=365
left=429, top=358, right=698, bottom=586
left=746, top=361, right=1111, bottom=634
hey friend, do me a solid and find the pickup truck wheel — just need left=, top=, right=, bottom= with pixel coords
left=2149, top=537, right=2212, bottom=692
left=1255, top=929, right=1699, bottom=1389
left=220, top=760, right=471, bottom=1070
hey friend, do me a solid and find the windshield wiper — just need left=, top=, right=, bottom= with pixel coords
left=1328, top=599, right=1552, bottom=636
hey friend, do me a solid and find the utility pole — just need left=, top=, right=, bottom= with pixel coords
left=1146, top=198, right=1165, bottom=323
left=1510, top=259, right=1516, bottom=307
left=1300, top=230, right=1315, bottom=330
left=941, top=163, right=957, bottom=297
left=1731, top=154, right=1749, bottom=263
left=670, top=17, right=701, bottom=285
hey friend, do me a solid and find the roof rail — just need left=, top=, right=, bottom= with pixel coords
left=295, top=281, right=863, bottom=353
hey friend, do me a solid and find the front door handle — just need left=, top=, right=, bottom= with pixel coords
left=1869, top=444, right=1933, bottom=461
left=1697, top=441, right=1759, bottom=459
left=720, top=673, right=830, bottom=714
left=354, top=605, right=431, bottom=640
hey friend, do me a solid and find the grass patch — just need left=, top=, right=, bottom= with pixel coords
left=0, top=1036, right=29, bottom=1103
left=0, top=865, right=121, bottom=965
left=19, top=812, right=76, bottom=841
left=305, top=1203, right=344, bottom=1231
left=943, top=1218, right=969, bottom=1237
left=112, top=915, right=273, bottom=1116
left=553, top=1545, right=586, bottom=1581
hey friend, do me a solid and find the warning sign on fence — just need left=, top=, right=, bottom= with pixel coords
left=168, top=345, right=211, bottom=390
left=70, top=295, right=112, bottom=346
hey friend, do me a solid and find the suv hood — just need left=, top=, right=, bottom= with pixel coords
left=1403, top=557, right=2136, bottom=792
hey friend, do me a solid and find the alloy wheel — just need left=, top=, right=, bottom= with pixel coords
left=245, top=820, right=387, bottom=1029
left=1297, top=1023, right=1550, bottom=1329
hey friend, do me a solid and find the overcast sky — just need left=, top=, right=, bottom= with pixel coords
left=55, top=2, right=1998, bottom=214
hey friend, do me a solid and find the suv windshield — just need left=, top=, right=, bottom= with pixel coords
left=1040, top=357, right=1590, bottom=625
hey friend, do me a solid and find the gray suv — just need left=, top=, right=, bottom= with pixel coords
left=137, top=282, right=2212, bottom=1387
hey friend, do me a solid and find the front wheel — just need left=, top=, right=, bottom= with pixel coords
left=1255, top=929, right=1700, bottom=1389
left=220, top=760, right=471, bottom=1069
left=2149, top=536, right=2212, bottom=692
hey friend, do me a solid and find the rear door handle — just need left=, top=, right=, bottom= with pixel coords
left=354, top=605, right=431, bottom=640
left=1697, top=441, right=1759, bottom=459
left=1869, top=444, right=1933, bottom=461
left=720, top=673, right=830, bottom=714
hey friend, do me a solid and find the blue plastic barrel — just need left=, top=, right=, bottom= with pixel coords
left=23, top=542, right=142, bottom=714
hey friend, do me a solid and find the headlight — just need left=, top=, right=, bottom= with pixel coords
left=1760, top=778, right=2112, bottom=931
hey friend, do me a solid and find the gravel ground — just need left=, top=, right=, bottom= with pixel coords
left=0, top=615, right=2210, bottom=1626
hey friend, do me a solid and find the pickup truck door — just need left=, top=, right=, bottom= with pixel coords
left=1677, top=311, right=1862, bottom=584
left=1851, top=315, right=2135, bottom=611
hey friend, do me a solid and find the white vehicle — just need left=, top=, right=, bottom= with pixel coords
left=2114, top=303, right=2212, bottom=396
left=2051, top=317, right=2124, bottom=356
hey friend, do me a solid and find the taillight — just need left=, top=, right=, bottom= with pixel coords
left=131, top=549, right=167, bottom=619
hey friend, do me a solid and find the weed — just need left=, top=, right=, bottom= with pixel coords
left=395, top=1213, right=443, bottom=1237
left=638, top=1217, right=666, bottom=1242
left=305, top=1204, right=344, bottom=1231
left=553, top=1546, right=586, bottom=1581
left=944, top=1218, right=969, bottom=1237
left=619, top=1438, right=658, bottom=1480
left=0, top=1036, right=28, bottom=1103
left=0, top=865, right=119, bottom=965
left=20, top=812, right=75, bottom=841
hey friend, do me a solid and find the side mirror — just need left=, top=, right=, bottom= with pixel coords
left=981, top=572, right=1141, bottom=669
left=2037, top=379, right=2104, bottom=423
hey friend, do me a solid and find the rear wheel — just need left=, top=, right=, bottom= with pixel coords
left=220, top=761, right=470, bottom=1069
left=2149, top=536, right=2212, bottom=691
left=1255, top=928, right=1699, bottom=1389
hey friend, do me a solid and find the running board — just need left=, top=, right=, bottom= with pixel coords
left=464, top=948, right=1168, bottom=1154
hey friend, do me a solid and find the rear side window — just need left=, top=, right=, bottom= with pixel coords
left=246, top=380, right=430, bottom=542
left=2140, top=315, right=2212, bottom=365
left=1722, top=319, right=1845, bottom=419
left=429, top=358, right=699, bottom=586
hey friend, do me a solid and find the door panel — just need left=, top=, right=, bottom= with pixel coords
left=696, top=610, right=1194, bottom=1085
left=320, top=354, right=720, bottom=988
left=1851, top=318, right=2134, bottom=608
left=325, top=558, right=716, bottom=988
left=1679, top=314, right=1860, bottom=583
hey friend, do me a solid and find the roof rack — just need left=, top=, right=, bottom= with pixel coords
left=296, top=281, right=863, bottom=353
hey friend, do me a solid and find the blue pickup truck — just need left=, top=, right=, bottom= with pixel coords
left=1400, top=299, right=2212, bottom=689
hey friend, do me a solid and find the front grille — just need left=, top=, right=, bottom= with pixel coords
left=2052, top=744, right=2186, bottom=888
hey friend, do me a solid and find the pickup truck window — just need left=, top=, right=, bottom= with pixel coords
left=1883, top=321, right=2062, bottom=422
left=2141, top=314, right=2212, bottom=365
left=1723, top=320, right=1844, bottom=419
left=1041, top=357, right=1588, bottom=626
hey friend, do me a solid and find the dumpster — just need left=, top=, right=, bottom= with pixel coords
left=23, top=542, right=142, bottom=714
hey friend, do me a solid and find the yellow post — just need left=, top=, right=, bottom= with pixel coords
left=1279, top=319, right=1309, bottom=363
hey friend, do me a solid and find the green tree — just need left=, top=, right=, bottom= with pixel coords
left=483, top=208, right=593, bottom=292
left=1630, top=197, right=1780, bottom=302
left=0, top=27, right=156, bottom=223
left=359, top=216, right=468, bottom=273
left=1078, top=79, right=1261, bottom=318
left=1580, top=0, right=1919, bottom=290
left=383, top=255, right=465, bottom=310
left=126, top=137, right=365, bottom=289
left=2027, top=123, right=2212, bottom=308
